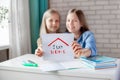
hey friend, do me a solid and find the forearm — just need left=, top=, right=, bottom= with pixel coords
left=37, top=37, right=42, bottom=47
left=74, top=48, right=91, bottom=58
left=35, top=38, right=43, bottom=57
left=80, top=48, right=91, bottom=57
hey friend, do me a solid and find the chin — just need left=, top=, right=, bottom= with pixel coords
left=69, top=30, right=74, bottom=33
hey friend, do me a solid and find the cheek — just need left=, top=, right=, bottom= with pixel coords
left=57, top=22, right=60, bottom=26
left=56, top=24, right=60, bottom=29
left=46, top=23, right=49, bottom=28
left=75, top=22, right=81, bottom=28
left=46, top=21, right=51, bottom=27
left=66, top=22, right=69, bottom=27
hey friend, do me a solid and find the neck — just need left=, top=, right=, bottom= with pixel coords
left=47, top=30, right=57, bottom=33
left=74, top=32, right=81, bottom=40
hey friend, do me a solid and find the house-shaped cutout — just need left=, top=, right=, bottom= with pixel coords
left=48, top=38, right=69, bottom=46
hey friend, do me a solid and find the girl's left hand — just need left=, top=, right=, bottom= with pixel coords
left=72, top=41, right=91, bottom=58
left=71, top=41, right=82, bottom=58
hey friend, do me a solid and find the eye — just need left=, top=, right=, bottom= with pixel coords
left=67, top=19, right=70, bottom=22
left=55, top=20, right=59, bottom=23
left=74, top=19, right=78, bottom=22
left=49, top=19, right=53, bottom=22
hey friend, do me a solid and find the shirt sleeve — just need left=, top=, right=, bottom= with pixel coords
left=85, top=32, right=97, bottom=56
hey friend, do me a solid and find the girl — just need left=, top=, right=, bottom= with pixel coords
left=35, top=9, right=60, bottom=57
left=66, top=9, right=97, bottom=58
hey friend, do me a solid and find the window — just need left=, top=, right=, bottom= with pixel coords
left=0, top=0, right=10, bottom=45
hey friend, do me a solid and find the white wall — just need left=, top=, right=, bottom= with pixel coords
left=49, top=0, right=120, bottom=58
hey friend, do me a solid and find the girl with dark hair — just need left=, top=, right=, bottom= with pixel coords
left=66, top=9, right=97, bottom=58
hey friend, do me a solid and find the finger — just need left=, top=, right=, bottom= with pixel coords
left=72, top=43, right=80, bottom=50
left=73, top=46, right=78, bottom=52
left=37, top=52, right=43, bottom=57
left=72, top=42, right=82, bottom=49
left=74, top=49, right=79, bottom=57
left=75, top=49, right=81, bottom=56
left=71, top=41, right=77, bottom=46
left=72, top=44, right=82, bottom=53
left=37, top=48, right=41, bottom=51
left=74, top=50, right=82, bottom=58
left=35, top=49, right=43, bottom=57
left=73, top=46, right=82, bottom=52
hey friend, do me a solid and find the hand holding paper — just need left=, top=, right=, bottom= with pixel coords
left=41, top=33, right=74, bottom=62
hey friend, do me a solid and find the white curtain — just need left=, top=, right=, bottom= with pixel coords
left=9, top=0, right=31, bottom=58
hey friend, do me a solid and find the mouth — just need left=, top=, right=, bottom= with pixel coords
left=69, top=26, right=75, bottom=30
left=52, top=26, right=57, bottom=28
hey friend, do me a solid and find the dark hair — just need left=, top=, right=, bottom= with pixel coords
left=66, top=9, right=89, bottom=34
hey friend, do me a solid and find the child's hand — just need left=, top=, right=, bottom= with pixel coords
left=35, top=48, right=43, bottom=57
left=71, top=41, right=91, bottom=58
left=71, top=41, right=82, bottom=58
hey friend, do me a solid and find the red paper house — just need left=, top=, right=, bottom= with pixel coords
left=48, top=38, right=69, bottom=46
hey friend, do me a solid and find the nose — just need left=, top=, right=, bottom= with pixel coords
left=52, top=21, right=56, bottom=25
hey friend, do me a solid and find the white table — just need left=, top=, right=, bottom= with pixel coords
left=0, top=54, right=120, bottom=80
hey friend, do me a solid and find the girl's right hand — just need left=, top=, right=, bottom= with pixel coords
left=35, top=48, right=43, bottom=57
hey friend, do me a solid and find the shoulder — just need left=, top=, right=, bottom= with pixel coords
left=82, top=31, right=94, bottom=37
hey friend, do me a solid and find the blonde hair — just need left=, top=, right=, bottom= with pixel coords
left=40, top=9, right=60, bottom=36
left=37, top=9, right=60, bottom=47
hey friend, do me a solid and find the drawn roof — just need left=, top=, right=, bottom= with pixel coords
left=48, top=38, right=69, bottom=46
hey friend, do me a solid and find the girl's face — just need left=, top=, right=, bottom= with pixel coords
left=46, top=13, right=60, bottom=33
left=66, top=13, right=82, bottom=33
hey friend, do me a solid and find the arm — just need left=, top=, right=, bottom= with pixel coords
left=72, top=41, right=91, bottom=58
left=72, top=31, right=97, bottom=58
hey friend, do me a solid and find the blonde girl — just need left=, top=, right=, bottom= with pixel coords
left=35, top=9, right=60, bottom=57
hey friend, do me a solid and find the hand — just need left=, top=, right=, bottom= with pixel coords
left=71, top=41, right=82, bottom=58
left=35, top=48, right=43, bottom=57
